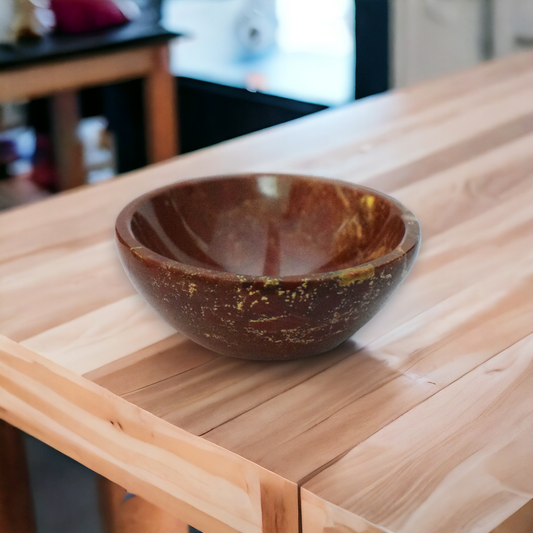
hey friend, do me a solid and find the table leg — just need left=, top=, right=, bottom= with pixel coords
left=50, top=90, right=86, bottom=191
left=98, top=477, right=189, bottom=533
left=0, top=420, right=36, bottom=533
left=144, top=43, right=179, bottom=163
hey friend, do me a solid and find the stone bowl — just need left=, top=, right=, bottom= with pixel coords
left=115, top=174, right=420, bottom=360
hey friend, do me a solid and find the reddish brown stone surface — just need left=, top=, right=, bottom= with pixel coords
left=115, top=174, right=420, bottom=360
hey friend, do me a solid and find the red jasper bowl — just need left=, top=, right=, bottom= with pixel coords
left=115, top=174, right=420, bottom=360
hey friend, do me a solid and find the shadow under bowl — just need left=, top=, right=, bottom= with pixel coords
left=115, top=173, right=420, bottom=360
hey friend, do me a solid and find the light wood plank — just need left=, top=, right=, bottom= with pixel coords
left=0, top=240, right=132, bottom=342
left=0, top=335, right=299, bottom=533
left=301, top=493, right=386, bottom=533
left=123, top=340, right=357, bottom=436
left=21, top=295, right=177, bottom=375
left=301, top=333, right=533, bottom=533
left=285, top=79, right=533, bottom=184
left=356, top=198, right=533, bottom=349
left=352, top=111, right=533, bottom=195
left=391, top=132, right=533, bottom=240
left=83, top=204, right=531, bottom=442
left=204, top=251, right=533, bottom=481
left=85, top=335, right=220, bottom=397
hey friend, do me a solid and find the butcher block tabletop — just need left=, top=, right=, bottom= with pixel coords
left=1, top=52, right=533, bottom=533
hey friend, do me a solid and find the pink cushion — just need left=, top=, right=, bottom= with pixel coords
left=51, top=0, right=130, bottom=34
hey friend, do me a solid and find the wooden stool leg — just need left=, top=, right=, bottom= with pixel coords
left=0, top=420, right=36, bottom=533
left=144, top=43, right=179, bottom=163
left=98, top=477, right=189, bottom=533
left=50, top=90, right=86, bottom=191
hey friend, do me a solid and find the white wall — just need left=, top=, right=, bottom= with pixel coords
left=393, top=0, right=484, bottom=88
left=393, top=0, right=533, bottom=88
left=493, top=0, right=533, bottom=57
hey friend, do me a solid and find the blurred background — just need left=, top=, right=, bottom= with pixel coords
left=0, top=0, right=532, bottom=531
left=1, top=0, right=532, bottom=210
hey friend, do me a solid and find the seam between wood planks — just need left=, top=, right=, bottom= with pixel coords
left=111, top=350, right=219, bottom=397
left=200, top=252, right=533, bottom=482
left=195, top=346, right=365, bottom=438
left=294, top=330, right=533, bottom=488
left=299, top=333, right=533, bottom=533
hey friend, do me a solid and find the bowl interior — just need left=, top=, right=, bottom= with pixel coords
left=129, top=175, right=406, bottom=277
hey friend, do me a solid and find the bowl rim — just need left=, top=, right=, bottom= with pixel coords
left=115, top=173, right=421, bottom=284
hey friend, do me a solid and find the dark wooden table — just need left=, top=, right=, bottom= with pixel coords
left=0, top=19, right=179, bottom=190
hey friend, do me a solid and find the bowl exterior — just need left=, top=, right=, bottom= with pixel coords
left=115, top=230, right=419, bottom=360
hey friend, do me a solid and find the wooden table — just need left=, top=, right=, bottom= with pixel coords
left=0, top=20, right=179, bottom=190
left=0, top=51, right=532, bottom=533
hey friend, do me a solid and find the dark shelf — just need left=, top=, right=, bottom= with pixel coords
left=0, top=19, right=179, bottom=71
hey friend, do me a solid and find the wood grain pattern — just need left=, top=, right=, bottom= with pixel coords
left=391, top=131, right=533, bottom=239
left=0, top=336, right=298, bottom=533
left=0, top=52, right=532, bottom=533
left=85, top=335, right=220, bottom=397
left=291, top=81, right=533, bottom=186
left=0, top=240, right=131, bottom=342
left=21, top=295, right=177, bottom=375
left=80, top=169, right=533, bottom=455
left=11, top=107, right=533, bottom=372
left=124, top=340, right=357, bottom=436
left=301, top=333, right=533, bottom=533
left=205, top=250, right=533, bottom=481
